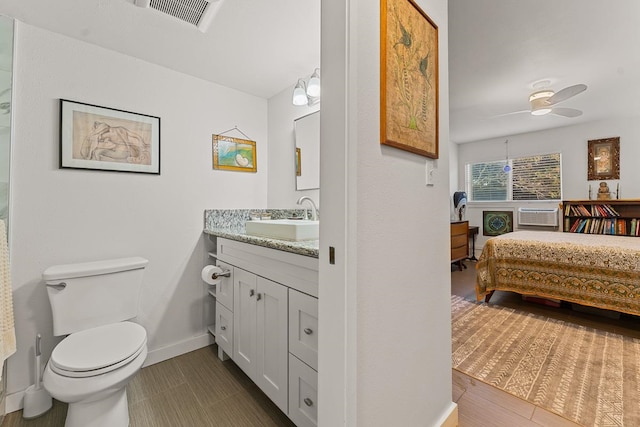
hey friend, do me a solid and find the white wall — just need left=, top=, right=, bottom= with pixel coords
left=267, top=83, right=320, bottom=209
left=319, top=0, right=455, bottom=424
left=458, top=115, right=640, bottom=255
left=7, top=22, right=267, bottom=401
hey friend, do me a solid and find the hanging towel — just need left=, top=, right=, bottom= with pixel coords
left=0, top=219, right=15, bottom=381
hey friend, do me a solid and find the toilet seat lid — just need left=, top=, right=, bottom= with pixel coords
left=50, top=321, right=147, bottom=376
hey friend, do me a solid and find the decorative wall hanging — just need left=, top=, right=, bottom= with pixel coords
left=380, top=0, right=439, bottom=158
left=60, top=99, right=160, bottom=174
left=483, top=211, right=514, bottom=236
left=587, top=137, right=619, bottom=180
left=212, top=127, right=257, bottom=173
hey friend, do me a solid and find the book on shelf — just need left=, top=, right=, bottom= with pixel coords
left=564, top=202, right=620, bottom=218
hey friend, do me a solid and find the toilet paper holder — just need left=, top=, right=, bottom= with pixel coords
left=210, top=269, right=231, bottom=280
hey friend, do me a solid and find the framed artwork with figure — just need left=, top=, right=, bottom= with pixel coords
left=380, top=0, right=439, bottom=158
left=587, top=137, right=619, bottom=180
left=60, top=99, right=161, bottom=174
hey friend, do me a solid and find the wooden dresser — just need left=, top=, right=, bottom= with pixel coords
left=451, top=221, right=469, bottom=270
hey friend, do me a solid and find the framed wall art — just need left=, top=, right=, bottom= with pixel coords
left=295, top=147, right=302, bottom=177
left=212, top=134, right=257, bottom=173
left=587, top=137, right=620, bottom=180
left=483, top=211, right=514, bottom=236
left=380, top=0, right=439, bottom=158
left=60, top=99, right=160, bottom=174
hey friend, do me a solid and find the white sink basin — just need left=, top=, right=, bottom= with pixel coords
left=245, top=219, right=319, bottom=241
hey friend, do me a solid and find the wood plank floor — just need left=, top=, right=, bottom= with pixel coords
left=452, top=259, right=640, bottom=427
left=4, top=262, right=639, bottom=426
left=1, top=346, right=295, bottom=427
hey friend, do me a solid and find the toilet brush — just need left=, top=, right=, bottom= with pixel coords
left=23, top=334, right=52, bottom=419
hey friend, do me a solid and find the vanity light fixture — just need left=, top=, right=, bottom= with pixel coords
left=292, top=68, right=320, bottom=106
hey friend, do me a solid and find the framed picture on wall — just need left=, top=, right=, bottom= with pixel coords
left=483, top=211, right=514, bottom=236
left=380, top=0, right=439, bottom=158
left=59, top=99, right=161, bottom=174
left=212, top=134, right=257, bottom=173
left=587, top=137, right=620, bottom=180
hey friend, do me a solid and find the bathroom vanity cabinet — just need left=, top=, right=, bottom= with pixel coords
left=205, top=237, right=319, bottom=427
left=233, top=268, right=288, bottom=409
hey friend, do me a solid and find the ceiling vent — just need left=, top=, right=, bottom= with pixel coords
left=135, top=0, right=224, bottom=33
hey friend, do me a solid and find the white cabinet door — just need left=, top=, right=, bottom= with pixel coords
left=216, top=261, right=234, bottom=311
left=288, top=354, right=318, bottom=427
left=233, top=268, right=257, bottom=380
left=289, top=289, right=318, bottom=371
left=256, top=277, right=289, bottom=413
left=215, top=301, right=233, bottom=357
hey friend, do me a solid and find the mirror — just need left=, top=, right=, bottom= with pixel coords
left=294, top=111, right=320, bottom=190
left=0, top=16, right=13, bottom=222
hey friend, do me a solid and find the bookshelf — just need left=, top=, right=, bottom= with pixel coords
left=562, top=199, right=640, bottom=236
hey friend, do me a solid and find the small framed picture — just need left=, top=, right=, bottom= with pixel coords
left=483, top=210, right=514, bottom=236
left=60, top=99, right=161, bottom=174
left=587, top=137, right=620, bottom=180
left=212, top=134, right=257, bottom=173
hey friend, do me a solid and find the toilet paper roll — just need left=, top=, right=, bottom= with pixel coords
left=201, top=265, right=223, bottom=286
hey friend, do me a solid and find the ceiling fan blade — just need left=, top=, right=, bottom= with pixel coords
left=490, top=110, right=530, bottom=119
left=547, top=84, right=587, bottom=105
left=550, top=107, right=582, bottom=118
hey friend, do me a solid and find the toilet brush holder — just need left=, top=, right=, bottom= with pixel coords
left=23, top=334, right=52, bottom=419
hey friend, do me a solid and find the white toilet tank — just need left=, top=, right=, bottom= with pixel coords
left=43, top=257, right=148, bottom=336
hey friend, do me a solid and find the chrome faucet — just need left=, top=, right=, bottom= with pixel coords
left=296, top=196, right=319, bottom=221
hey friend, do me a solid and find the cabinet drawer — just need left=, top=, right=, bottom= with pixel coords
left=451, top=234, right=467, bottom=249
left=288, top=354, right=318, bottom=427
left=451, top=246, right=467, bottom=260
left=289, top=289, right=318, bottom=371
left=215, top=301, right=233, bottom=357
left=451, top=221, right=468, bottom=235
left=216, top=261, right=234, bottom=311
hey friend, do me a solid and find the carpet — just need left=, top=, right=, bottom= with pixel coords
left=451, top=295, right=640, bottom=427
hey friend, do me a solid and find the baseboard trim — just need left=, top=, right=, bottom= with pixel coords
left=6, top=391, right=23, bottom=414
left=438, top=402, right=459, bottom=427
left=144, top=333, right=214, bottom=367
left=5, top=333, right=215, bottom=414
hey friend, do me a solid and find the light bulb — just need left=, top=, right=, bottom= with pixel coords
left=306, top=69, right=320, bottom=97
left=292, top=80, right=308, bottom=106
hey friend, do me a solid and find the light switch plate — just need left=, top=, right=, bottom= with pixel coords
left=425, top=159, right=436, bottom=186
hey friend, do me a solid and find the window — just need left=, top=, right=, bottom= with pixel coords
left=466, top=153, right=561, bottom=201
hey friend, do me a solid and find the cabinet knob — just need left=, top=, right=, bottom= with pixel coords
left=304, top=328, right=313, bottom=335
left=256, top=293, right=262, bottom=301
left=220, top=326, right=226, bottom=331
left=304, top=398, right=313, bottom=407
left=249, top=289, right=255, bottom=297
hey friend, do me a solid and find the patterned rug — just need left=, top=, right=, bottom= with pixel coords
left=451, top=295, right=640, bottom=427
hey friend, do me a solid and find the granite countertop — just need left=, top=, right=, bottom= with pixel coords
left=204, top=227, right=319, bottom=258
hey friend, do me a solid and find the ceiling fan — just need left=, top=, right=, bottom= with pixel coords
left=499, top=82, right=588, bottom=118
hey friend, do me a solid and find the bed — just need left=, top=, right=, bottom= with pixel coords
left=476, top=230, right=640, bottom=316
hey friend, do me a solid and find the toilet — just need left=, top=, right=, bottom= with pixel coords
left=42, top=257, right=149, bottom=427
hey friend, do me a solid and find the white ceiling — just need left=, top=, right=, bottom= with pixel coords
left=449, top=0, right=640, bottom=143
left=1, top=0, right=639, bottom=144
left=0, top=0, right=321, bottom=100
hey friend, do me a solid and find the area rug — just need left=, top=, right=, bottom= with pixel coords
left=451, top=295, right=640, bottom=427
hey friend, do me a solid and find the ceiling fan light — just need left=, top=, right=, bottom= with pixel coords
left=531, top=107, right=552, bottom=116
left=529, top=90, right=554, bottom=102
left=292, top=80, right=308, bottom=106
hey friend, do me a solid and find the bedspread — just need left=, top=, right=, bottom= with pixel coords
left=476, top=231, right=640, bottom=316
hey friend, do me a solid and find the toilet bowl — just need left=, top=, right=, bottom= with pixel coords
left=42, top=257, right=149, bottom=427
left=43, top=321, right=148, bottom=427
